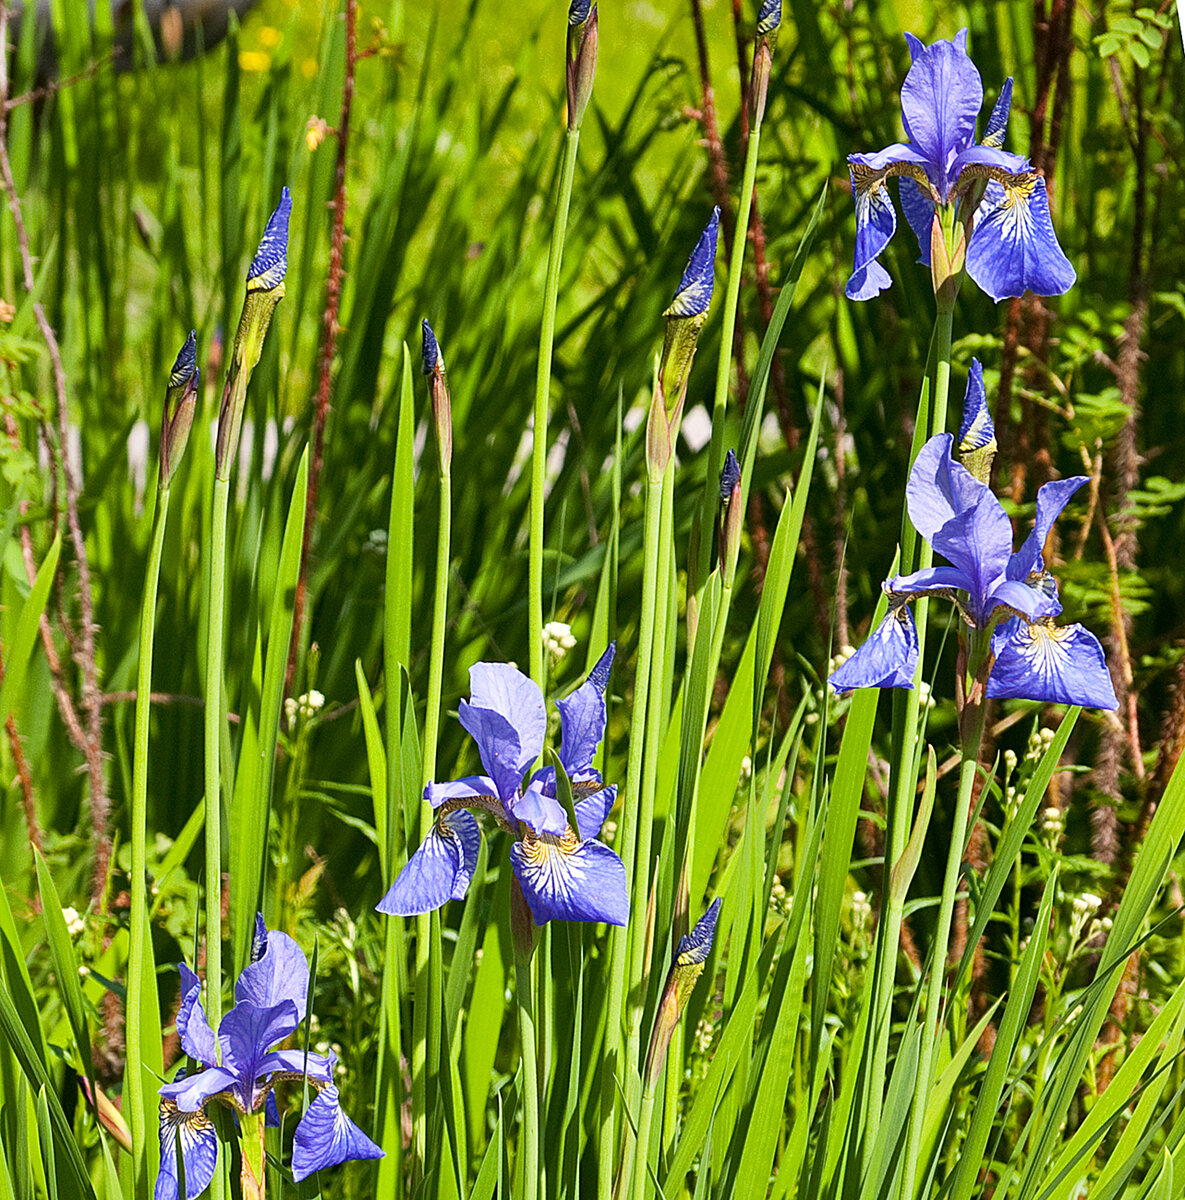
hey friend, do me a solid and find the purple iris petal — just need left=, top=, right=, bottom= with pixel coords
left=958, top=359, right=995, bottom=453
left=1007, top=476, right=1089, bottom=581
left=948, top=142, right=1028, bottom=178
left=219, top=1000, right=301, bottom=1105
left=155, top=1102, right=218, bottom=1200
left=828, top=608, right=918, bottom=692
left=256, top=1048, right=337, bottom=1083
left=988, top=619, right=1118, bottom=708
left=510, top=836, right=629, bottom=925
left=846, top=163, right=899, bottom=301
left=375, top=809, right=481, bottom=915
left=889, top=563, right=973, bottom=597
left=905, top=434, right=986, bottom=538
left=899, top=31, right=981, bottom=197
left=159, top=1065, right=239, bottom=1111
left=291, top=1085, right=384, bottom=1181
left=988, top=578, right=1061, bottom=622
left=235, top=929, right=309, bottom=1021
left=459, top=663, right=547, bottom=801
left=425, top=776, right=499, bottom=807
left=965, top=174, right=1076, bottom=300
left=929, top=490, right=1015, bottom=623
left=557, top=644, right=614, bottom=775
left=176, top=965, right=217, bottom=1067
left=898, top=176, right=935, bottom=263
left=575, top=783, right=617, bottom=841
left=511, top=779, right=570, bottom=838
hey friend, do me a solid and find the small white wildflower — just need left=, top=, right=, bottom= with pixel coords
left=543, top=621, right=577, bottom=662
left=693, top=1018, right=714, bottom=1055
left=1072, top=893, right=1102, bottom=916
left=78, top=964, right=90, bottom=978
left=828, top=645, right=856, bottom=675
left=739, top=755, right=752, bottom=781
left=62, top=906, right=85, bottom=938
left=285, top=690, right=326, bottom=728
left=601, top=819, right=617, bottom=843
left=916, top=679, right=936, bottom=711
left=851, top=890, right=872, bottom=926
left=1003, top=749, right=1017, bottom=775
left=1039, top=806, right=1063, bottom=838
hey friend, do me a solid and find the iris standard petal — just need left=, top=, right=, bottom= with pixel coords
left=459, top=663, right=547, bottom=800
left=898, top=32, right=982, bottom=195
left=235, top=929, right=309, bottom=1022
left=510, top=834, right=630, bottom=925
left=1007, top=476, right=1089, bottom=581
left=966, top=175, right=1076, bottom=301
left=375, top=809, right=481, bottom=915
left=930, top=490, right=1014, bottom=623
left=176, top=964, right=217, bottom=1067
left=156, top=1101, right=218, bottom=1200
left=828, top=608, right=918, bottom=691
left=987, top=619, right=1118, bottom=708
left=905, top=434, right=987, bottom=538
left=291, top=1085, right=384, bottom=1181
left=575, top=782, right=617, bottom=841
left=219, top=1000, right=301, bottom=1098
left=510, top=778, right=570, bottom=838
left=557, top=644, right=614, bottom=776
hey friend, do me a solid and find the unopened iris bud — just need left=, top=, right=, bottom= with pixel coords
left=957, top=358, right=996, bottom=483
left=422, top=319, right=452, bottom=472
left=216, top=187, right=292, bottom=480
left=751, top=0, right=781, bottom=122
left=566, top=0, right=598, bottom=132
left=160, top=331, right=199, bottom=486
left=650, top=208, right=720, bottom=476
left=983, top=78, right=1013, bottom=149
left=643, top=898, right=722, bottom=1087
left=718, top=448, right=742, bottom=580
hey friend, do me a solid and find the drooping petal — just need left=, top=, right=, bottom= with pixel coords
left=828, top=608, right=918, bottom=691
left=235, top=929, right=309, bottom=1023
left=291, top=1085, right=384, bottom=1181
left=898, top=176, right=935, bottom=264
left=966, top=174, right=1076, bottom=301
left=375, top=810, right=481, bottom=916
left=156, top=1100, right=218, bottom=1200
left=557, top=644, right=614, bottom=776
left=846, top=258, right=894, bottom=302
left=510, top=778, right=570, bottom=838
left=159, top=1066, right=239, bottom=1112
left=575, top=782, right=617, bottom=841
left=905, top=434, right=988, bottom=539
left=987, top=619, right=1118, bottom=708
left=459, top=663, right=547, bottom=801
left=983, top=76, right=1014, bottom=148
left=899, top=32, right=982, bottom=195
left=1007, top=476, right=1089, bottom=581
left=930, top=489, right=1014, bottom=624
left=510, top=834, right=629, bottom=925
left=846, top=160, right=898, bottom=300
left=176, top=964, right=217, bottom=1068
left=219, top=1000, right=301, bottom=1102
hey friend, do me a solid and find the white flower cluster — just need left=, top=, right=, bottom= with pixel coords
left=62, top=906, right=85, bottom=938
left=284, top=690, right=326, bottom=728
left=543, top=621, right=577, bottom=662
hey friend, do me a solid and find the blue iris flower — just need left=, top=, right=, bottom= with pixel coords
left=377, top=646, right=629, bottom=926
left=155, top=917, right=381, bottom=1199
left=846, top=31, right=1075, bottom=302
left=829, top=372, right=1116, bottom=709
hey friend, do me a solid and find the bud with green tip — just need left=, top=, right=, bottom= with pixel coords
left=215, top=187, right=292, bottom=480
left=422, top=319, right=452, bottom=472
left=160, top=331, right=199, bottom=486
left=643, top=899, right=722, bottom=1087
left=566, top=0, right=598, bottom=132
left=648, top=208, right=720, bottom=476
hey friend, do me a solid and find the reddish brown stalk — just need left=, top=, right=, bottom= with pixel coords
left=288, top=0, right=359, bottom=692
left=0, top=35, right=107, bottom=906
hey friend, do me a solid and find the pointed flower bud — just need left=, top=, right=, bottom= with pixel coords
left=216, top=188, right=292, bottom=480
left=665, top=207, right=720, bottom=319
left=718, top=449, right=742, bottom=581
left=160, top=331, right=199, bottom=486
left=644, top=899, right=722, bottom=1087
left=566, top=0, right=598, bottom=132
left=983, top=78, right=1013, bottom=149
left=756, top=0, right=781, bottom=36
left=422, top=319, right=452, bottom=472
left=751, top=0, right=780, bottom=121
left=957, top=358, right=996, bottom=483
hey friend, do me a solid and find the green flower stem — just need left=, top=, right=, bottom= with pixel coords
left=864, top=294, right=955, bottom=1159
left=898, top=653, right=988, bottom=1200
left=238, top=1110, right=266, bottom=1200
left=127, top=483, right=170, bottom=1200
left=630, top=1082, right=659, bottom=1200
left=412, top=461, right=452, bottom=1184
left=693, top=110, right=765, bottom=607
left=599, top=467, right=665, bottom=1196
left=529, top=128, right=581, bottom=691
left=514, top=943, right=540, bottom=1200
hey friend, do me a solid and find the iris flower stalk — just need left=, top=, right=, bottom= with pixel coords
left=529, top=0, right=598, bottom=692
left=694, top=0, right=781, bottom=640
left=202, top=190, right=290, bottom=1200
left=127, top=335, right=199, bottom=1200
left=599, top=209, right=718, bottom=1196
left=154, top=918, right=381, bottom=1200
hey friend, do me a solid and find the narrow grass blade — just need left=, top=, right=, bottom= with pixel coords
left=0, top=533, right=60, bottom=724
